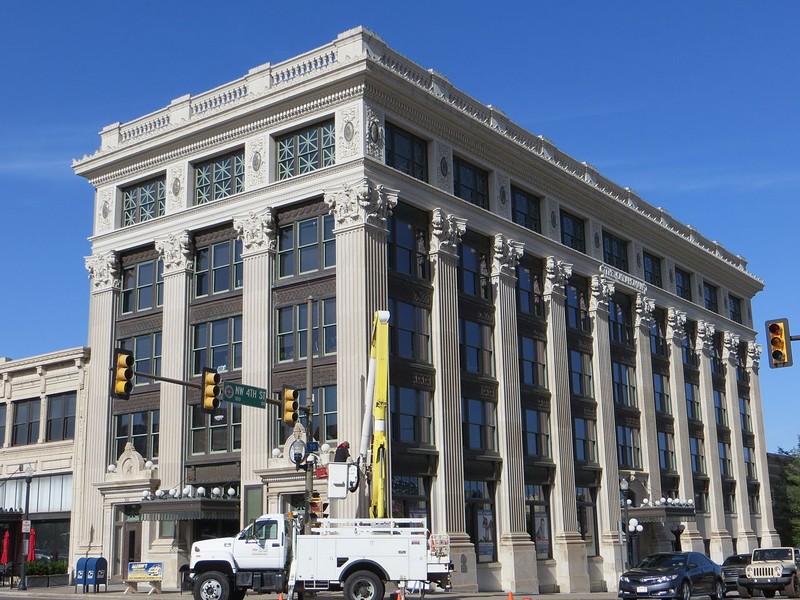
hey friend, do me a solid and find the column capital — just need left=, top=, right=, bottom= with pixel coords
left=430, top=208, right=467, bottom=257
left=85, top=251, right=119, bottom=292
left=234, top=209, right=276, bottom=256
left=545, top=256, right=572, bottom=296
left=747, top=341, right=762, bottom=371
left=696, top=320, right=716, bottom=353
left=635, top=294, right=656, bottom=329
left=723, top=331, right=741, bottom=364
left=589, top=272, right=615, bottom=312
left=324, top=177, right=398, bottom=231
left=491, top=233, right=523, bottom=280
left=155, top=230, right=193, bottom=275
left=666, top=307, right=687, bottom=341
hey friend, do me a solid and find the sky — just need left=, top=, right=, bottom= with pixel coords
left=1, top=2, right=798, bottom=451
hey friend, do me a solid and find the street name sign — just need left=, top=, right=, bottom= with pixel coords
left=222, top=382, right=269, bottom=408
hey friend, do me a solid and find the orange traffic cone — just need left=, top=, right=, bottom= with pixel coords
left=278, top=593, right=284, bottom=600
left=508, top=592, right=513, bottom=600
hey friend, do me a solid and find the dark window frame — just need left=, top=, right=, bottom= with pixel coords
left=511, top=186, right=541, bottom=233
left=560, top=210, right=586, bottom=253
left=46, top=391, right=76, bottom=442
left=603, top=231, right=629, bottom=272
left=385, top=122, right=428, bottom=182
left=453, top=156, right=489, bottom=210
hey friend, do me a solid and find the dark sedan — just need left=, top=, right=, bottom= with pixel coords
left=619, top=552, right=724, bottom=600
left=721, top=554, right=751, bottom=597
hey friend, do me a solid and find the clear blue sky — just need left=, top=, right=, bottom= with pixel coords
left=1, top=2, right=798, bottom=451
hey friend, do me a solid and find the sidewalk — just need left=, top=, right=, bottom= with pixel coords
left=0, top=584, right=619, bottom=600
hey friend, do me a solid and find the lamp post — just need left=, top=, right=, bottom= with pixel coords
left=18, top=465, right=34, bottom=591
left=620, top=479, right=631, bottom=569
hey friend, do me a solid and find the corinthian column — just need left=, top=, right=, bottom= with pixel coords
left=73, top=252, right=119, bottom=559
left=634, top=295, right=661, bottom=489
left=491, top=234, right=536, bottom=592
left=427, top=208, right=475, bottom=592
left=324, top=178, right=397, bottom=519
left=154, top=231, right=193, bottom=491
left=234, top=210, right=276, bottom=500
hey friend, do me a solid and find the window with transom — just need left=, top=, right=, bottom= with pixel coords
left=603, top=231, right=629, bottom=271
left=517, top=262, right=544, bottom=318
left=46, top=392, right=76, bottom=442
left=114, top=410, right=159, bottom=460
left=462, top=398, right=497, bottom=452
left=675, top=267, right=692, bottom=301
left=703, top=282, right=719, bottom=313
left=277, top=214, right=335, bottom=278
left=277, top=120, right=335, bottom=180
left=391, top=385, right=432, bottom=445
left=685, top=382, right=701, bottom=421
left=122, top=176, right=165, bottom=226
left=612, top=362, right=637, bottom=407
left=460, top=318, right=494, bottom=377
left=653, top=373, right=671, bottom=414
left=643, top=251, right=662, bottom=287
left=389, top=298, right=431, bottom=363
left=121, top=260, right=164, bottom=315
left=569, top=350, right=594, bottom=399
left=522, top=408, right=550, bottom=458
left=519, top=336, right=546, bottom=388
left=385, top=122, right=428, bottom=182
left=194, top=239, right=243, bottom=298
left=658, top=431, right=676, bottom=471
left=453, top=156, right=489, bottom=209
left=120, top=333, right=162, bottom=387
left=277, top=299, right=336, bottom=363
left=190, top=402, right=241, bottom=455
left=12, top=399, right=40, bottom=446
left=573, top=417, right=597, bottom=463
left=388, top=208, right=429, bottom=280
left=616, top=425, right=641, bottom=469
left=560, top=210, right=586, bottom=253
left=194, top=150, right=244, bottom=204
left=191, top=316, right=242, bottom=375
left=690, top=436, right=705, bottom=474
left=459, top=241, right=491, bottom=300
left=511, top=186, right=541, bottom=232
left=729, top=294, right=743, bottom=323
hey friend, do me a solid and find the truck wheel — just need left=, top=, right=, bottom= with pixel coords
left=344, top=570, right=385, bottom=600
left=710, top=580, right=723, bottom=600
left=194, top=571, right=231, bottom=600
left=738, top=585, right=751, bottom=598
left=786, top=576, right=800, bottom=599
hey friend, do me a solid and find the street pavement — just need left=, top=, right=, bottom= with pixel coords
left=0, top=582, right=621, bottom=600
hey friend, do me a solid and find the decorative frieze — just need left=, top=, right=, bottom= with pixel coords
left=155, top=231, right=193, bottom=275
left=97, top=188, right=113, bottom=234
left=599, top=264, right=647, bottom=294
left=337, top=104, right=360, bottom=160
left=247, top=136, right=267, bottom=188
left=234, top=209, right=276, bottom=256
left=168, top=165, right=184, bottom=213
left=85, top=251, right=119, bottom=292
left=324, top=178, right=398, bottom=230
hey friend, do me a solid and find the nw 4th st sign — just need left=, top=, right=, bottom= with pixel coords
left=222, top=381, right=270, bottom=408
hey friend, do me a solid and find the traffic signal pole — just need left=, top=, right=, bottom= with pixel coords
left=304, top=295, right=314, bottom=534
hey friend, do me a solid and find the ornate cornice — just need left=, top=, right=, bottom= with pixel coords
left=544, top=256, right=572, bottom=296
left=155, top=231, right=193, bottom=275
left=429, top=208, right=466, bottom=257
left=491, top=233, right=523, bottom=279
left=85, top=251, right=119, bottom=292
left=324, top=178, right=398, bottom=231
left=234, top=209, right=276, bottom=256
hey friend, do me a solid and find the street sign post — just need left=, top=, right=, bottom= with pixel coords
left=222, top=381, right=271, bottom=408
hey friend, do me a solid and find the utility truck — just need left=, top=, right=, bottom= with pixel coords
left=190, top=512, right=451, bottom=600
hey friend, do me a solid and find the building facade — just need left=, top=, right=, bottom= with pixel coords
left=71, top=27, right=779, bottom=593
left=0, top=348, right=88, bottom=566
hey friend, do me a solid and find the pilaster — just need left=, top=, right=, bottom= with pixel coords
left=545, top=257, right=589, bottom=594
left=588, top=272, right=621, bottom=590
left=154, top=231, right=192, bottom=491
left=696, top=320, right=732, bottom=562
left=665, top=309, right=703, bottom=552
left=491, top=234, right=536, bottom=593
left=73, top=251, right=119, bottom=559
left=324, top=178, right=396, bottom=519
left=634, top=295, right=661, bottom=492
left=234, top=210, right=276, bottom=493
left=428, top=208, right=476, bottom=592
left=747, top=343, right=781, bottom=546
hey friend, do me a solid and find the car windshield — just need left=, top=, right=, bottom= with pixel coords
left=723, top=555, right=750, bottom=566
left=637, top=554, right=686, bottom=569
left=753, top=549, right=792, bottom=561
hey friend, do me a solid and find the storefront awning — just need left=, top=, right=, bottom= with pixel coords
left=628, top=505, right=696, bottom=525
left=139, top=497, right=240, bottom=521
left=0, top=511, right=22, bottom=524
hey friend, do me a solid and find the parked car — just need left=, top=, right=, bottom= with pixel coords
left=619, top=551, right=724, bottom=600
left=721, top=553, right=751, bottom=597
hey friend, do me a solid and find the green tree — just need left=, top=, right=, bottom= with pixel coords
left=774, top=439, right=800, bottom=546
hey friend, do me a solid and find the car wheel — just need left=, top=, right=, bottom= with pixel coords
left=710, top=580, right=723, bottom=600
left=763, top=590, right=775, bottom=598
left=680, top=581, right=691, bottom=600
left=786, top=576, right=800, bottom=599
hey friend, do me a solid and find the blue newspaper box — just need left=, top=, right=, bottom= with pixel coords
left=74, top=557, right=88, bottom=588
left=85, top=557, right=108, bottom=592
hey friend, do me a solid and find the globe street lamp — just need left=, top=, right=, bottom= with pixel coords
left=627, top=517, right=644, bottom=567
left=620, top=478, right=632, bottom=569
left=18, top=465, right=34, bottom=591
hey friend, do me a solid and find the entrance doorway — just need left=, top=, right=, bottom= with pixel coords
left=113, top=505, right=141, bottom=579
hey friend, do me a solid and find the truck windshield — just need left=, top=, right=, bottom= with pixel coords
left=753, top=549, right=792, bottom=561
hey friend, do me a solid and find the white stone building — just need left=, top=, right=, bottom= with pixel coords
left=71, top=27, right=778, bottom=593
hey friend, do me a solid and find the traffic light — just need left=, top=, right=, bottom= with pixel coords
left=202, top=368, right=221, bottom=412
left=283, top=386, right=299, bottom=426
left=111, top=349, right=134, bottom=399
left=766, top=318, right=793, bottom=368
